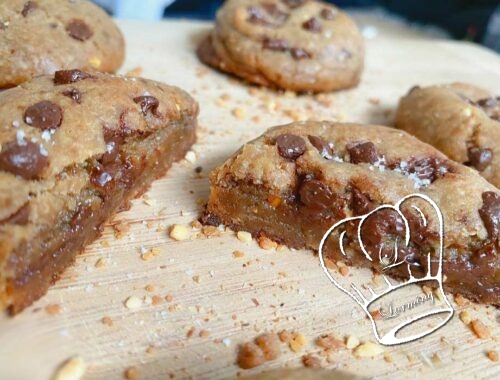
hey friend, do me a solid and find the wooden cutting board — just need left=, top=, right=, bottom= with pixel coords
left=0, top=18, right=499, bottom=380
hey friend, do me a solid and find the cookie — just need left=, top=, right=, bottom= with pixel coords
left=395, top=83, right=500, bottom=187
left=197, top=0, right=364, bottom=92
left=243, top=368, right=360, bottom=380
left=0, top=70, right=198, bottom=314
left=203, top=121, right=500, bottom=305
left=0, top=0, right=125, bottom=88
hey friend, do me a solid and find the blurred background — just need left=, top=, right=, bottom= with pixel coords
left=92, top=0, right=500, bottom=52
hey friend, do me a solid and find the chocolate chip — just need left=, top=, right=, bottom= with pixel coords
left=261, top=3, right=288, bottom=23
left=308, top=135, right=333, bottom=159
left=21, top=1, right=37, bottom=17
left=406, top=157, right=444, bottom=182
left=62, top=88, right=82, bottom=103
left=320, top=8, right=336, bottom=20
left=54, top=69, right=92, bottom=85
left=467, top=146, right=493, bottom=171
left=475, top=96, right=500, bottom=121
left=275, top=134, right=306, bottom=159
left=282, top=0, right=306, bottom=8
left=66, top=19, right=93, bottom=41
left=133, top=96, right=160, bottom=116
left=302, top=17, right=322, bottom=32
left=351, top=187, right=374, bottom=215
left=347, top=142, right=378, bottom=164
left=0, top=141, right=48, bottom=180
left=24, top=101, right=62, bottom=131
left=247, top=6, right=269, bottom=25
left=0, top=203, right=30, bottom=225
left=479, top=191, right=500, bottom=242
left=360, top=209, right=406, bottom=254
left=263, top=37, right=289, bottom=51
left=299, top=179, right=334, bottom=210
left=290, top=47, right=311, bottom=60
left=200, top=212, right=222, bottom=226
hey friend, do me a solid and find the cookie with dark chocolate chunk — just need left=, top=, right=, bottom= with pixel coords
left=197, top=0, right=364, bottom=92
left=395, top=83, right=500, bottom=188
left=0, top=71, right=198, bottom=314
left=204, top=121, right=499, bottom=305
left=0, top=0, right=124, bottom=88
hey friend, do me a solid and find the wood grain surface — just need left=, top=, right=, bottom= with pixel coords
left=0, top=18, right=499, bottom=380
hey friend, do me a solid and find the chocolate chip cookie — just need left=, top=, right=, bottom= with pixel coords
left=0, top=70, right=198, bottom=314
left=395, top=83, right=500, bottom=188
left=0, top=0, right=125, bottom=88
left=203, top=121, right=499, bottom=305
left=197, top=0, right=364, bottom=92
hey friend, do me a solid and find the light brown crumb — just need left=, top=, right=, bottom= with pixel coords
left=237, top=231, right=252, bottom=243
left=454, top=293, right=469, bottom=307
left=383, top=353, right=393, bottom=363
left=145, top=284, right=155, bottom=292
left=267, top=194, right=282, bottom=208
left=191, top=220, right=202, bottom=229
left=102, top=316, right=113, bottom=327
left=112, top=222, right=130, bottom=239
left=169, top=224, right=190, bottom=241
left=192, top=275, right=201, bottom=284
left=487, top=351, right=499, bottom=362
left=237, top=342, right=266, bottom=369
left=431, top=352, right=441, bottom=365
left=141, top=247, right=160, bottom=261
left=289, top=333, right=307, bottom=352
left=124, top=296, right=142, bottom=310
left=199, top=330, right=211, bottom=338
left=255, top=333, right=281, bottom=360
left=459, top=310, right=471, bottom=325
left=258, top=236, right=278, bottom=250
left=45, top=304, right=61, bottom=315
left=302, top=354, right=321, bottom=368
left=146, top=345, right=155, bottom=354
left=368, top=97, right=380, bottom=105
left=251, top=298, right=260, bottom=306
left=168, top=303, right=183, bottom=312
left=251, top=115, right=261, bottom=123
left=123, top=366, right=139, bottom=380
left=339, top=266, right=349, bottom=277
left=369, top=310, right=382, bottom=321
left=283, top=109, right=305, bottom=121
left=125, top=66, right=143, bottom=77
left=279, top=330, right=293, bottom=343
left=186, top=327, right=196, bottom=338
left=470, top=319, right=490, bottom=339
left=316, top=334, right=344, bottom=350
left=152, top=295, right=163, bottom=306
left=232, top=107, right=247, bottom=119
left=345, top=335, right=360, bottom=350
left=165, top=293, right=174, bottom=302
left=353, top=341, right=384, bottom=358
left=202, top=225, right=221, bottom=237
left=53, top=356, right=86, bottom=380
left=95, top=258, right=106, bottom=268
left=232, top=250, right=245, bottom=258
left=314, top=94, right=333, bottom=107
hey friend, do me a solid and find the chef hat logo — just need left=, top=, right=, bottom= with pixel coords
left=319, top=193, right=454, bottom=346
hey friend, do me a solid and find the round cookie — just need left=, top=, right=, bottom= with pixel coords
left=395, top=83, right=500, bottom=188
left=0, top=0, right=125, bottom=88
left=197, top=0, right=364, bottom=92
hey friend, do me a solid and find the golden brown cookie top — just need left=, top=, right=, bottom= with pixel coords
left=212, top=121, right=500, bottom=245
left=0, top=0, right=125, bottom=87
left=210, top=0, right=364, bottom=91
left=0, top=70, right=198, bottom=220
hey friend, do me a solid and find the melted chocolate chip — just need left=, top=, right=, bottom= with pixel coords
left=54, top=69, right=92, bottom=85
left=133, top=96, right=160, bottom=116
left=467, top=146, right=493, bottom=171
left=290, top=47, right=311, bottom=60
left=0, top=203, right=30, bottom=225
left=21, top=1, right=37, bottom=17
left=308, top=135, right=333, bottom=159
left=302, top=17, right=322, bottom=32
left=248, top=3, right=289, bottom=26
left=62, top=88, right=82, bottom=103
left=24, top=101, right=63, bottom=131
left=475, top=96, right=500, bottom=121
left=360, top=209, right=406, bottom=254
left=200, top=212, right=222, bottom=227
left=406, top=157, right=445, bottom=182
left=263, top=37, right=289, bottom=51
left=247, top=6, right=269, bottom=25
left=347, top=142, right=378, bottom=164
left=299, top=179, right=334, bottom=210
left=351, top=187, right=374, bottom=215
left=66, top=19, right=93, bottom=41
left=261, top=2, right=288, bottom=23
left=275, top=134, right=306, bottom=159
left=282, top=0, right=306, bottom=8
left=0, top=141, right=48, bottom=180
left=479, top=191, right=500, bottom=242
left=320, top=8, right=336, bottom=20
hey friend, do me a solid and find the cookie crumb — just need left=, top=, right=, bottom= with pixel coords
left=95, top=258, right=106, bottom=268
left=302, top=354, right=321, bottom=368
left=237, top=231, right=252, bottom=243
left=169, top=225, right=190, bottom=241
left=53, top=356, right=85, bottom=380
left=145, top=284, right=155, bottom=292
left=125, top=66, right=143, bottom=77
left=278, top=330, right=293, bottom=343
left=141, top=247, right=160, bottom=261
left=232, top=107, right=247, bottom=119
left=289, top=333, right=307, bottom=352
left=152, top=295, right=163, bottom=306
left=185, top=150, right=196, bottom=164
left=165, top=293, right=174, bottom=302
left=459, top=310, right=471, bottom=325
left=232, top=250, right=245, bottom=258
left=470, top=319, right=490, bottom=339
left=102, top=316, right=113, bottom=327
left=353, top=341, right=384, bottom=358
left=345, top=335, right=360, bottom=350
left=258, top=236, right=278, bottom=250
left=316, top=334, right=344, bottom=350
left=45, top=304, right=61, bottom=315
left=255, top=333, right=281, bottom=360
left=237, top=342, right=266, bottom=369
left=454, top=293, right=468, bottom=307
left=124, top=366, right=139, bottom=380
left=199, top=330, right=211, bottom=338
left=124, top=296, right=142, bottom=309
left=487, top=350, right=499, bottom=362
